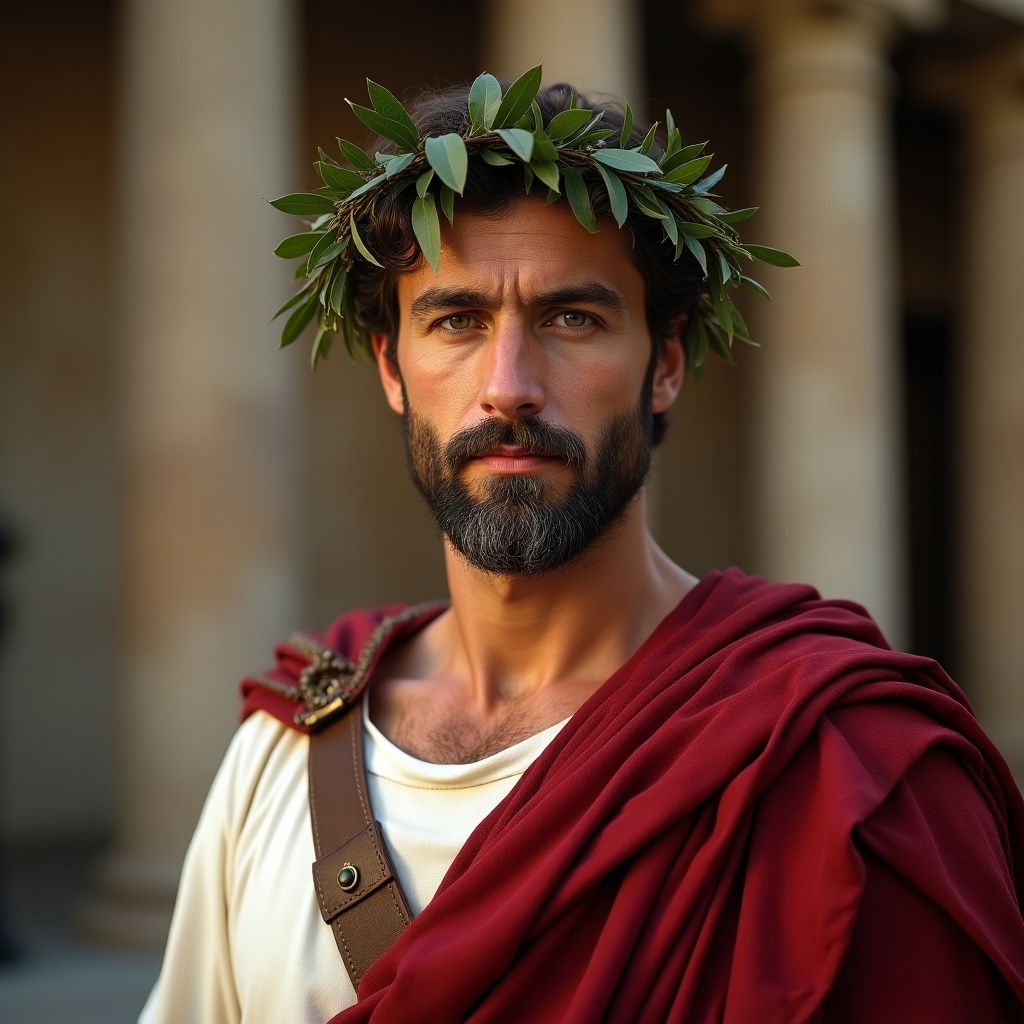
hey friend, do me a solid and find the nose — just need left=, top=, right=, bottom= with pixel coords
left=478, top=322, right=545, bottom=420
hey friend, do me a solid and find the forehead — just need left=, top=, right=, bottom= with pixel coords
left=394, top=198, right=645, bottom=310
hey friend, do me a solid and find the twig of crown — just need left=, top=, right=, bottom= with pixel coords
left=267, top=65, right=799, bottom=377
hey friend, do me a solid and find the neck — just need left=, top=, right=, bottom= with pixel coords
left=434, top=491, right=697, bottom=711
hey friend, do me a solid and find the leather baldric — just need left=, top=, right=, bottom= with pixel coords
left=308, top=703, right=412, bottom=989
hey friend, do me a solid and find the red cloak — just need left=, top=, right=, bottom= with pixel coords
left=241, top=569, right=1024, bottom=1023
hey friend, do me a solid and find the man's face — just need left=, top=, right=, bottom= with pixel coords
left=374, top=198, right=683, bottom=576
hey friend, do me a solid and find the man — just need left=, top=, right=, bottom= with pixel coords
left=141, top=71, right=1024, bottom=1023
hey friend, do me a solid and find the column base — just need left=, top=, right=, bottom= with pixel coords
left=75, top=852, right=181, bottom=951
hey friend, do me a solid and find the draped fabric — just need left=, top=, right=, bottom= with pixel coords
left=243, top=569, right=1024, bottom=1023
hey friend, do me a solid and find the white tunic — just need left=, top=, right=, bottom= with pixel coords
left=139, top=704, right=567, bottom=1024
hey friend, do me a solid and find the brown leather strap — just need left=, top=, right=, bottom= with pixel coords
left=309, top=703, right=412, bottom=989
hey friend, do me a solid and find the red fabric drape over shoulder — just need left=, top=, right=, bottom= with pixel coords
left=244, top=570, right=1024, bottom=1023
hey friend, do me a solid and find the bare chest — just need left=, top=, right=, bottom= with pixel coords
left=370, top=683, right=585, bottom=765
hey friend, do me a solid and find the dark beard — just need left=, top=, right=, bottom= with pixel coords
left=402, top=397, right=653, bottom=577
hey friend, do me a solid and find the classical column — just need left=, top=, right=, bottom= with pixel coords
left=78, top=0, right=301, bottom=947
left=704, top=0, right=940, bottom=645
left=483, top=0, right=643, bottom=102
left=958, top=39, right=1024, bottom=781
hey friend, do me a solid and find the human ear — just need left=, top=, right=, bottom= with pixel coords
left=651, top=316, right=686, bottom=414
left=372, top=334, right=405, bottom=415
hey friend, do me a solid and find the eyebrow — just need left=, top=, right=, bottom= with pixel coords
left=408, top=281, right=630, bottom=321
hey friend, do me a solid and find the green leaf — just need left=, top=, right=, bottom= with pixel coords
left=665, top=108, right=681, bottom=157
left=620, top=103, right=634, bottom=149
left=365, top=80, right=419, bottom=141
left=691, top=197, right=726, bottom=216
left=416, top=169, right=434, bottom=198
left=639, top=121, right=659, bottom=155
left=663, top=156, right=712, bottom=185
left=349, top=213, right=383, bottom=267
left=271, top=289, right=308, bottom=321
left=628, top=183, right=667, bottom=219
left=661, top=141, right=707, bottom=173
left=564, top=111, right=604, bottom=144
left=545, top=187, right=560, bottom=205
left=530, top=130, right=559, bottom=163
left=411, top=193, right=441, bottom=274
left=338, top=137, right=377, bottom=172
left=311, top=320, right=333, bottom=369
left=594, top=163, right=628, bottom=227
left=346, top=101, right=420, bottom=152
left=479, top=148, right=514, bottom=166
left=281, top=291, right=318, bottom=347
left=495, top=127, right=534, bottom=162
left=345, top=172, right=388, bottom=203
left=740, top=274, right=771, bottom=301
left=306, top=230, right=343, bottom=272
left=678, top=221, right=720, bottom=239
left=529, top=99, right=544, bottom=130
left=469, top=72, right=503, bottom=132
left=745, top=243, right=800, bottom=268
left=267, top=193, right=337, bottom=216
left=308, top=236, right=348, bottom=272
left=546, top=108, right=592, bottom=142
left=328, top=266, right=348, bottom=313
left=424, top=133, right=469, bottom=194
left=562, top=166, right=597, bottom=233
left=491, top=64, right=543, bottom=129
left=684, top=235, right=708, bottom=275
left=592, top=148, right=662, bottom=175
left=440, top=184, right=455, bottom=225
left=531, top=159, right=560, bottom=192
left=573, top=128, right=616, bottom=145
left=693, top=164, right=727, bottom=194
left=274, top=231, right=325, bottom=259
left=316, top=162, right=365, bottom=191
left=719, top=206, right=758, bottom=223
left=660, top=205, right=679, bottom=245
left=384, top=152, right=416, bottom=178
left=717, top=250, right=732, bottom=286
left=522, top=162, right=535, bottom=193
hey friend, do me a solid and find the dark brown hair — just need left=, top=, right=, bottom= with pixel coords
left=351, top=82, right=706, bottom=444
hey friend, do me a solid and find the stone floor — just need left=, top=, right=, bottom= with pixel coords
left=0, top=852, right=161, bottom=1024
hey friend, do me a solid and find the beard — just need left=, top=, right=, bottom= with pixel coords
left=402, top=393, right=654, bottom=577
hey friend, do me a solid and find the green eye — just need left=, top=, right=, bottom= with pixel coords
left=561, top=311, right=589, bottom=327
left=442, top=314, right=473, bottom=330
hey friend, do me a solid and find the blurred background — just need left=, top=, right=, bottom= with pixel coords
left=1, top=0, right=1022, bottom=1018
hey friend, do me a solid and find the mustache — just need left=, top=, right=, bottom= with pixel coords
left=442, top=418, right=587, bottom=474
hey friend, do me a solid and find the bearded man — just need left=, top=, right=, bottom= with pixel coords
left=140, top=71, right=1024, bottom=1024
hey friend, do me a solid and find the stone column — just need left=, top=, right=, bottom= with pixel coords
left=704, top=0, right=940, bottom=645
left=79, top=0, right=301, bottom=947
left=958, top=39, right=1024, bottom=781
left=483, top=0, right=643, bottom=102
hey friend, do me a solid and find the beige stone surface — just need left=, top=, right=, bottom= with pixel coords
left=739, top=1, right=908, bottom=644
left=959, top=38, right=1024, bottom=779
left=78, top=0, right=302, bottom=947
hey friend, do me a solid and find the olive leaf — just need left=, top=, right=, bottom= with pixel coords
left=347, top=100, right=420, bottom=152
left=546, top=108, right=592, bottom=142
left=412, top=193, right=442, bottom=273
left=496, top=128, right=534, bottom=162
left=338, top=137, right=377, bottom=172
left=563, top=166, right=597, bottom=233
left=745, top=244, right=801, bottom=268
left=592, top=149, right=662, bottom=175
left=594, top=163, right=628, bottom=227
left=274, top=231, right=325, bottom=258
left=268, top=193, right=337, bottom=216
left=491, top=65, right=543, bottom=129
left=425, top=134, right=469, bottom=194
left=469, top=72, right=503, bottom=132
left=349, top=213, right=383, bottom=267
